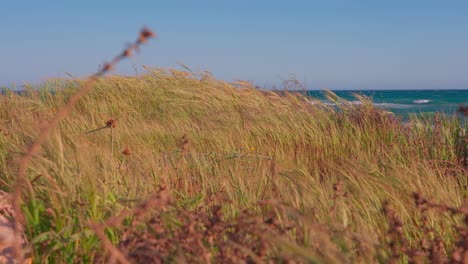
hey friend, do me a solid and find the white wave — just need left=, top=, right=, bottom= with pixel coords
left=374, top=103, right=413, bottom=109
left=412, top=99, right=431, bottom=104
left=310, top=100, right=414, bottom=109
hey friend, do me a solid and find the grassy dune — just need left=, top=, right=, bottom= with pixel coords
left=0, top=68, right=467, bottom=263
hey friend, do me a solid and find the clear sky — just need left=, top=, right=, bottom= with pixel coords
left=1, top=0, right=468, bottom=89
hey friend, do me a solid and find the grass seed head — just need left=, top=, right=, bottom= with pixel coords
left=102, top=63, right=113, bottom=72
left=138, top=27, right=156, bottom=44
left=122, top=148, right=132, bottom=156
left=122, top=48, right=132, bottom=58
left=106, top=119, right=117, bottom=128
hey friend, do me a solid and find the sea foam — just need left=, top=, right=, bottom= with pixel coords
left=412, top=99, right=431, bottom=104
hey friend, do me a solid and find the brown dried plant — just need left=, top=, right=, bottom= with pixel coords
left=94, top=185, right=318, bottom=263
left=83, top=118, right=117, bottom=135
left=118, top=148, right=132, bottom=170
left=91, top=184, right=170, bottom=264
left=122, top=148, right=132, bottom=156
left=413, top=192, right=468, bottom=263
left=383, top=193, right=468, bottom=263
left=382, top=201, right=408, bottom=263
left=458, top=105, right=468, bottom=117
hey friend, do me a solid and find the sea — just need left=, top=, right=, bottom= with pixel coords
left=306, top=90, right=468, bottom=121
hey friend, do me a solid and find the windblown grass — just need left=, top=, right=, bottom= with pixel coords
left=0, top=68, right=466, bottom=263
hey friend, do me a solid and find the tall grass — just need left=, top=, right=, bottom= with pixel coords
left=0, top=68, right=466, bottom=262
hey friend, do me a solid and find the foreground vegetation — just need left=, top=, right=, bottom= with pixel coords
left=0, top=68, right=467, bottom=263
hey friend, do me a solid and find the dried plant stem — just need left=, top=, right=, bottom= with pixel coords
left=82, top=126, right=108, bottom=135
left=89, top=223, right=131, bottom=264
left=118, top=156, right=127, bottom=170
left=11, top=28, right=155, bottom=263
left=111, top=127, right=114, bottom=159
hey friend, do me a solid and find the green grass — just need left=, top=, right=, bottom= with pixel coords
left=0, top=68, right=466, bottom=263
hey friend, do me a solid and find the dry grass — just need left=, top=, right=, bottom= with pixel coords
left=0, top=64, right=467, bottom=262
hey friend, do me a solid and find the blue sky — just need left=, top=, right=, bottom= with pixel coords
left=1, top=0, right=468, bottom=89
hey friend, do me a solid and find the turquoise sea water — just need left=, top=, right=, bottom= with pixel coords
left=306, top=90, right=468, bottom=120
